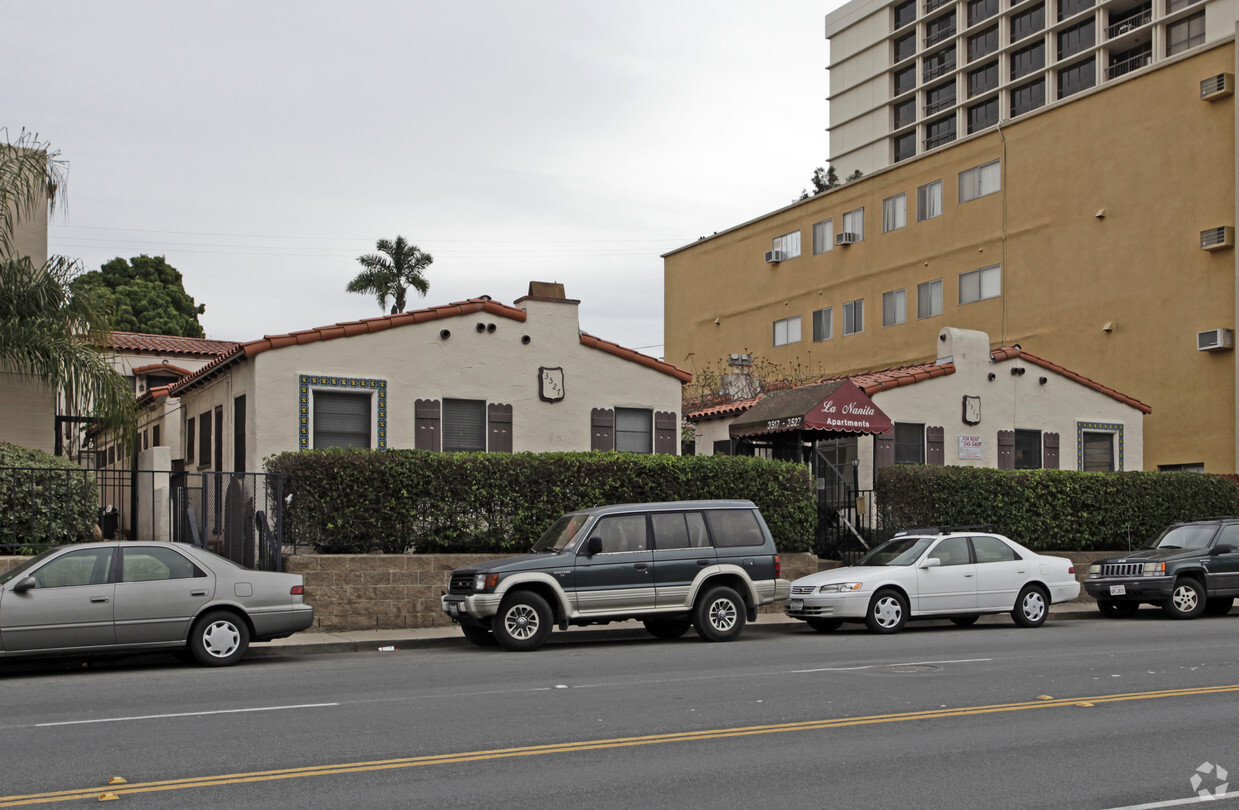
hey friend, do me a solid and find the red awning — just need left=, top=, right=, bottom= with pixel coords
left=729, top=379, right=893, bottom=439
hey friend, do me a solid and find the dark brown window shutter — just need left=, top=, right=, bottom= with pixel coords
left=415, top=399, right=441, bottom=452
left=488, top=403, right=513, bottom=453
left=875, top=433, right=895, bottom=468
left=926, top=426, right=945, bottom=466
left=591, top=408, right=614, bottom=451
left=654, top=411, right=678, bottom=455
left=1043, top=432, right=1059, bottom=469
left=997, top=430, right=1015, bottom=470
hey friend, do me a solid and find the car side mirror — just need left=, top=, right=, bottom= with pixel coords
left=920, top=557, right=941, bottom=569
left=11, top=576, right=36, bottom=593
left=584, top=537, right=603, bottom=557
left=1212, top=544, right=1233, bottom=555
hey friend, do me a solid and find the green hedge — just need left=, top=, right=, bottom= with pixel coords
left=265, top=449, right=816, bottom=554
left=876, top=465, right=1239, bottom=551
left=0, top=443, right=99, bottom=549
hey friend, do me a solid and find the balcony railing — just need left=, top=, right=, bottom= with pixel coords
left=1106, top=50, right=1152, bottom=79
left=925, top=96, right=956, bottom=115
left=1106, top=10, right=1150, bottom=39
left=923, top=58, right=957, bottom=80
left=924, top=0, right=952, bottom=13
left=924, top=130, right=957, bottom=150
left=925, top=24, right=957, bottom=46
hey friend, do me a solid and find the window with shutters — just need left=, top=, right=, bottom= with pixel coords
left=1014, top=429, right=1042, bottom=469
left=443, top=398, right=486, bottom=452
left=615, top=408, right=653, bottom=454
left=894, top=422, right=925, bottom=464
left=313, top=391, right=371, bottom=449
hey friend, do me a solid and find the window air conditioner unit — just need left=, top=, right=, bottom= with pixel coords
left=1201, top=226, right=1234, bottom=251
left=1201, top=73, right=1234, bottom=101
left=835, top=232, right=860, bottom=246
left=764, top=250, right=785, bottom=264
left=1197, top=328, right=1234, bottom=352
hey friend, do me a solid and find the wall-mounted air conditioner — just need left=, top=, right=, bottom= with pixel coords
left=1197, top=328, right=1234, bottom=352
left=1201, top=226, right=1234, bottom=251
left=1201, top=73, right=1234, bottom=101
left=764, top=250, right=785, bottom=264
left=834, top=232, right=859, bottom=246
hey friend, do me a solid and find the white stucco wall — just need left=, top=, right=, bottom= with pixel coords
left=0, top=368, right=55, bottom=454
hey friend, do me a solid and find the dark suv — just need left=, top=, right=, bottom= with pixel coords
left=440, top=500, right=792, bottom=651
left=1083, top=518, right=1239, bottom=618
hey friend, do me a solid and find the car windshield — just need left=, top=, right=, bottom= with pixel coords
left=1145, top=524, right=1217, bottom=550
left=855, top=537, right=933, bottom=566
left=531, top=514, right=590, bottom=553
left=0, top=547, right=60, bottom=585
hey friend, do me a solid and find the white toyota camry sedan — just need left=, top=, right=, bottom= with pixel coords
left=785, top=530, right=1080, bottom=633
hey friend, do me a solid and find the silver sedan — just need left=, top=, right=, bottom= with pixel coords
left=0, top=541, right=313, bottom=666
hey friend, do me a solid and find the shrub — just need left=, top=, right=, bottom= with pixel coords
left=0, top=443, right=98, bottom=549
left=876, top=465, right=1239, bottom=551
left=265, top=450, right=816, bottom=554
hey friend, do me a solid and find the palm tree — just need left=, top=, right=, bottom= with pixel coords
left=0, top=130, right=136, bottom=452
left=346, top=236, right=432, bottom=314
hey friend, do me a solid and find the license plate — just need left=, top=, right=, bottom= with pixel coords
left=1109, top=585, right=1126, bottom=596
left=789, top=599, right=804, bottom=611
left=448, top=602, right=459, bottom=616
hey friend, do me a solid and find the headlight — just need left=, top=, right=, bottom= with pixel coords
left=474, top=573, right=500, bottom=591
left=1088, top=564, right=1101, bottom=577
left=818, top=582, right=863, bottom=593
left=1142, top=562, right=1166, bottom=576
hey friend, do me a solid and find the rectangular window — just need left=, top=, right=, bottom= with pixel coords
left=197, top=410, right=212, bottom=468
left=705, top=508, right=765, bottom=548
left=1014, top=429, right=1042, bottom=469
left=615, top=407, right=652, bottom=454
left=152, top=424, right=161, bottom=449
left=895, top=422, right=925, bottom=464
left=1166, top=12, right=1205, bottom=56
left=773, top=316, right=802, bottom=346
left=882, top=193, right=907, bottom=232
left=313, top=391, right=371, bottom=449
left=883, top=289, right=907, bottom=326
left=967, top=97, right=999, bottom=133
left=186, top=417, right=195, bottom=464
left=925, top=11, right=956, bottom=46
left=923, top=46, right=956, bottom=81
left=1167, top=0, right=1204, bottom=12
left=233, top=395, right=246, bottom=473
left=843, top=299, right=865, bottom=336
left=893, top=131, right=917, bottom=162
left=917, top=180, right=943, bottom=220
left=443, top=398, right=486, bottom=452
left=772, top=230, right=801, bottom=259
left=967, top=25, right=998, bottom=62
left=1082, top=431, right=1115, bottom=472
left=893, top=98, right=917, bottom=129
left=959, top=265, right=1002, bottom=303
left=1011, top=3, right=1045, bottom=42
left=894, top=0, right=917, bottom=29
left=1058, top=0, right=1093, bottom=20
left=925, top=81, right=956, bottom=115
left=917, top=279, right=943, bottom=318
left=894, top=65, right=917, bottom=96
left=1011, top=78, right=1046, bottom=115
left=813, top=307, right=833, bottom=342
left=968, top=61, right=999, bottom=96
left=812, top=219, right=834, bottom=254
left=1057, top=18, right=1094, bottom=59
left=1158, top=462, right=1204, bottom=472
left=1010, top=40, right=1046, bottom=80
left=842, top=208, right=865, bottom=240
left=1057, top=56, right=1095, bottom=99
left=959, top=159, right=1001, bottom=201
left=894, top=32, right=917, bottom=62
left=925, top=115, right=956, bottom=149
left=967, top=0, right=999, bottom=26
left=142, top=430, right=148, bottom=451
left=214, top=406, right=223, bottom=472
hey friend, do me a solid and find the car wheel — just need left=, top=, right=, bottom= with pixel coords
left=806, top=618, right=842, bottom=633
left=865, top=589, right=907, bottom=634
left=1097, top=600, right=1139, bottom=618
left=1204, top=596, right=1235, bottom=616
left=1012, top=585, right=1049, bottom=627
left=188, top=610, right=250, bottom=667
left=643, top=618, right=692, bottom=640
left=460, top=621, right=498, bottom=647
left=1163, top=579, right=1206, bottom=619
left=492, top=591, right=553, bottom=651
left=950, top=615, right=980, bottom=627
left=693, top=585, right=746, bottom=642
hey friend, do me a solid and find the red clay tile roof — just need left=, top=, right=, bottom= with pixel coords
left=130, top=362, right=193, bottom=377
left=824, top=360, right=956, bottom=396
left=108, top=332, right=239, bottom=357
left=578, top=332, right=691, bottom=383
left=991, top=346, right=1152, bottom=413
left=684, top=396, right=762, bottom=420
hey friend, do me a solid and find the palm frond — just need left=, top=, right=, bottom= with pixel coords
left=0, top=129, right=67, bottom=259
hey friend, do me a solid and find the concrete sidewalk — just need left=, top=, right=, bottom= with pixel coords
left=251, top=601, right=1101, bottom=658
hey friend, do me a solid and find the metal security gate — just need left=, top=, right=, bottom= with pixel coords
left=812, top=440, right=876, bottom=561
left=170, top=472, right=285, bottom=571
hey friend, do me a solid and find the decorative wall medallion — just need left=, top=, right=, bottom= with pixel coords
left=538, top=366, right=565, bottom=403
left=962, top=395, right=981, bottom=425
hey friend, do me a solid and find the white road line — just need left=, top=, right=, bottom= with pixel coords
left=792, top=657, right=993, bottom=673
left=1103, top=789, right=1239, bottom=809
left=36, top=702, right=339, bottom=727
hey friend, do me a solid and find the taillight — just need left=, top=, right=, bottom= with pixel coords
left=290, top=585, right=305, bottom=595
left=774, top=554, right=781, bottom=578
left=1067, top=566, right=1075, bottom=575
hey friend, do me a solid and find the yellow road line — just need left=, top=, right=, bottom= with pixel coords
left=5, top=683, right=1239, bottom=806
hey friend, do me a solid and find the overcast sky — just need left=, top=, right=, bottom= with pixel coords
left=12, top=1, right=843, bottom=363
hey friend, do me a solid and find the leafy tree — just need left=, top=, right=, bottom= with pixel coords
left=71, top=255, right=206, bottom=338
left=798, top=164, right=863, bottom=201
left=346, top=236, right=432, bottom=314
left=0, top=130, right=136, bottom=451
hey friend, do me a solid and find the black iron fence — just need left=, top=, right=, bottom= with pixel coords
left=815, top=487, right=880, bottom=562
left=0, top=466, right=286, bottom=571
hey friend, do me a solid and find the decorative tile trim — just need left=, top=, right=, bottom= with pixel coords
left=1076, top=421, right=1123, bottom=471
left=299, top=374, right=388, bottom=451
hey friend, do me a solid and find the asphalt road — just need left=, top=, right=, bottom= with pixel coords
left=3, top=613, right=1239, bottom=808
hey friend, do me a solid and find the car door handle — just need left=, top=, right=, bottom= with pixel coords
left=697, top=559, right=711, bottom=566
left=90, top=596, right=109, bottom=603
left=633, top=563, right=648, bottom=571
left=964, top=574, right=974, bottom=578
left=190, top=590, right=208, bottom=597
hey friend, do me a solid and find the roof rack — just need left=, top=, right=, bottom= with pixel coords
left=893, top=525, right=994, bottom=537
